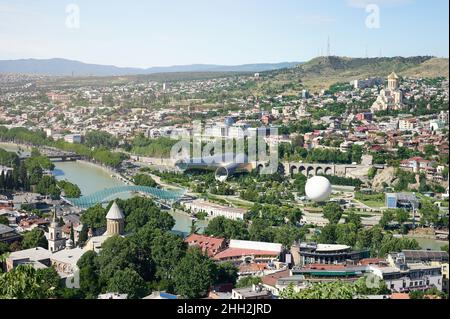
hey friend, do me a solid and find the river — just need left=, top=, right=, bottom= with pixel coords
left=1, top=142, right=207, bottom=235
left=53, top=161, right=208, bottom=236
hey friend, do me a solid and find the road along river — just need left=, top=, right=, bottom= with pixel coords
left=1, top=142, right=207, bottom=235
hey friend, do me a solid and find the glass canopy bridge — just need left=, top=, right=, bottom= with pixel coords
left=63, top=185, right=186, bottom=209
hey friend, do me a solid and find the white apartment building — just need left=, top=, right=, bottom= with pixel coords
left=183, top=199, right=247, bottom=220
left=369, top=264, right=442, bottom=293
left=64, top=134, right=82, bottom=144
left=400, top=157, right=435, bottom=173
left=398, top=118, right=419, bottom=131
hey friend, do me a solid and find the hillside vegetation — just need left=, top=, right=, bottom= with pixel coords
left=260, top=56, right=449, bottom=93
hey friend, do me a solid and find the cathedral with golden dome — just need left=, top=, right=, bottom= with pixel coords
left=371, top=72, right=404, bottom=112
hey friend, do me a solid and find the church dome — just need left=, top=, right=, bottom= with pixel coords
left=106, top=202, right=125, bottom=220
left=388, top=72, right=399, bottom=79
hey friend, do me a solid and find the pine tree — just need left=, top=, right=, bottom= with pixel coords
left=70, top=222, right=75, bottom=244
left=0, top=170, right=4, bottom=191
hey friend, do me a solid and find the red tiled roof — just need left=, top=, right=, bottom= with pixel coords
left=409, top=156, right=426, bottom=162
left=61, top=223, right=80, bottom=234
left=213, top=248, right=280, bottom=260
left=239, top=263, right=268, bottom=273
left=359, top=258, right=384, bottom=266
left=184, top=234, right=226, bottom=257
left=303, top=264, right=350, bottom=270
left=19, top=218, right=49, bottom=227
left=261, top=269, right=291, bottom=287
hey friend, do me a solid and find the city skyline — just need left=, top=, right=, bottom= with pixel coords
left=0, top=0, right=448, bottom=68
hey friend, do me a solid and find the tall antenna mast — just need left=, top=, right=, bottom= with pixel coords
left=327, top=36, right=331, bottom=57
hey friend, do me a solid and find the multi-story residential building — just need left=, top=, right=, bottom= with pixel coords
left=355, top=112, right=373, bottom=122
left=400, top=157, right=436, bottom=174
left=399, top=118, right=419, bottom=131
left=371, top=256, right=443, bottom=293
left=388, top=250, right=449, bottom=293
left=64, top=134, right=82, bottom=144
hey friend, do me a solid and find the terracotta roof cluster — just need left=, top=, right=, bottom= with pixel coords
left=61, top=223, right=80, bottom=235
left=19, top=217, right=49, bottom=228
left=238, top=263, right=268, bottom=274
left=261, top=269, right=291, bottom=287
left=359, top=258, right=385, bottom=266
left=184, top=234, right=226, bottom=257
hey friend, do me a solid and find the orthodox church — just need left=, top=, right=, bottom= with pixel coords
left=47, top=201, right=126, bottom=254
left=371, top=72, right=404, bottom=112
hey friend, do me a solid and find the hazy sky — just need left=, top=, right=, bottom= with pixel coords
left=0, top=0, right=448, bottom=68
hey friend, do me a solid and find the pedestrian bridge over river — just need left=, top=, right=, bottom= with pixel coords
left=63, top=185, right=186, bottom=209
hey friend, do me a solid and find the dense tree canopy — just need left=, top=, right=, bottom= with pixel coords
left=57, top=180, right=82, bottom=198
left=114, top=197, right=175, bottom=232
left=133, top=174, right=157, bottom=187
left=80, top=204, right=107, bottom=229
left=85, top=131, right=119, bottom=149
left=106, top=268, right=148, bottom=299
left=173, top=247, right=217, bottom=299
left=322, top=202, right=343, bottom=224
left=0, top=265, right=60, bottom=299
left=21, top=228, right=48, bottom=249
left=204, top=216, right=249, bottom=240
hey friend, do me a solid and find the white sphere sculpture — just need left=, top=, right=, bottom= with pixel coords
left=305, top=176, right=332, bottom=202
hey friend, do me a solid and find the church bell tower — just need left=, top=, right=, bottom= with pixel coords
left=48, top=207, right=66, bottom=253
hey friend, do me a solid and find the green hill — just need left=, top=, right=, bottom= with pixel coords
left=263, top=56, right=449, bottom=93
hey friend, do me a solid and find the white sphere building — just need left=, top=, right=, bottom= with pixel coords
left=305, top=176, right=332, bottom=202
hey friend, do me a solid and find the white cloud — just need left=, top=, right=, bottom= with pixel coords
left=346, top=0, right=412, bottom=8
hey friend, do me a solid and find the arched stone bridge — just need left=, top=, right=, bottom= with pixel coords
left=283, top=162, right=372, bottom=178
left=253, top=161, right=372, bottom=179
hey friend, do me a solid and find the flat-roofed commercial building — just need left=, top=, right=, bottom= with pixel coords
left=0, top=224, right=21, bottom=244
left=291, top=242, right=370, bottom=266
left=292, top=264, right=369, bottom=282
left=385, top=192, right=419, bottom=210
left=231, top=285, right=273, bottom=300
left=5, top=247, right=52, bottom=272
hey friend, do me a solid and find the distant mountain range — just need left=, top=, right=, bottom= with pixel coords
left=0, top=58, right=301, bottom=76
